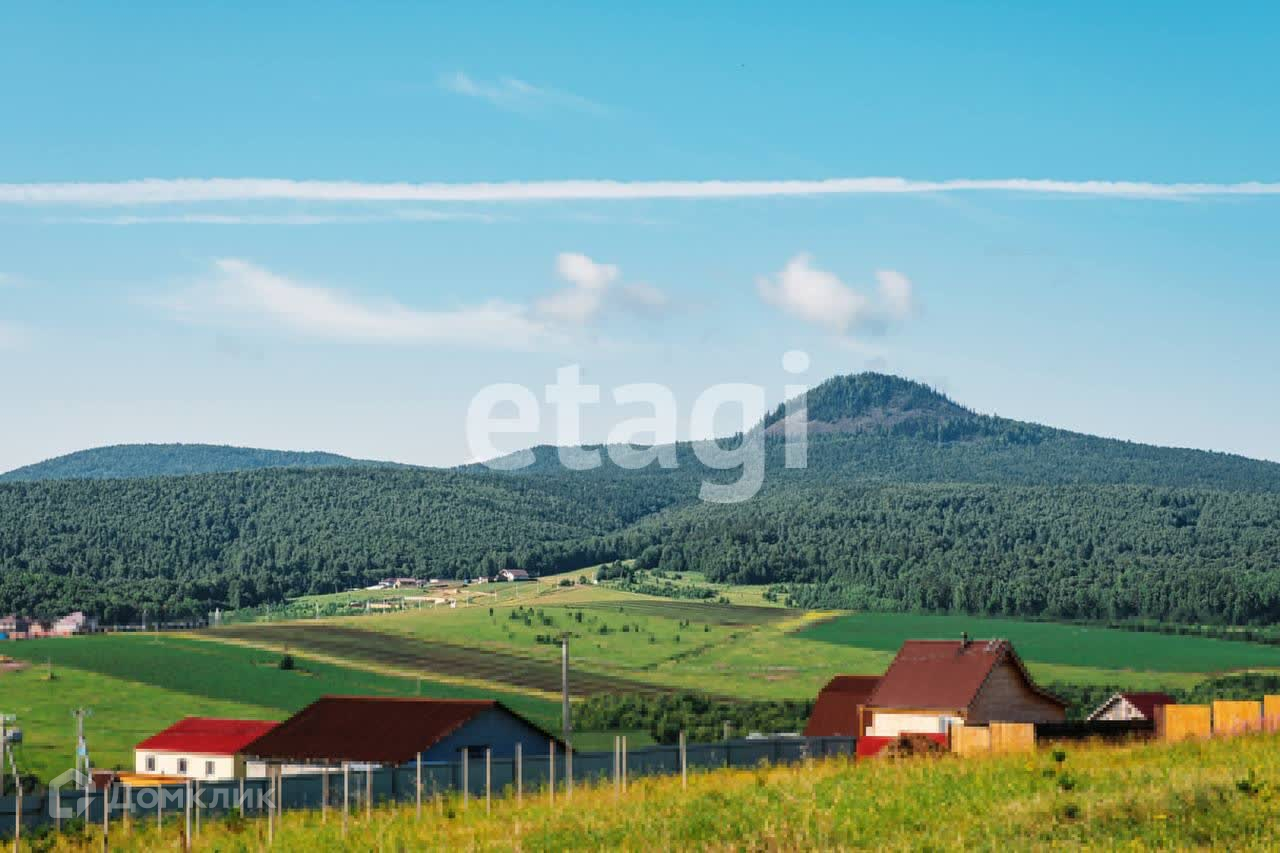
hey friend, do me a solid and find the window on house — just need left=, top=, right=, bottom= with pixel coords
left=205, top=760, right=216, bottom=777
left=145, top=755, right=156, bottom=772
left=177, top=758, right=188, bottom=774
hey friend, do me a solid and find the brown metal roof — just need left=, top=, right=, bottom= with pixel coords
left=867, top=639, right=1065, bottom=712
left=803, top=675, right=881, bottom=737
left=242, top=696, right=557, bottom=764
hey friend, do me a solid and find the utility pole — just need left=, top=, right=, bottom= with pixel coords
left=0, top=714, right=15, bottom=798
left=72, top=707, right=92, bottom=789
left=560, top=634, right=571, bottom=746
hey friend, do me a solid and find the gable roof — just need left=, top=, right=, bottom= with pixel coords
left=804, top=675, right=881, bottom=736
left=1087, top=691, right=1177, bottom=721
left=136, top=718, right=279, bottom=755
left=867, top=639, right=1065, bottom=712
left=242, top=696, right=559, bottom=764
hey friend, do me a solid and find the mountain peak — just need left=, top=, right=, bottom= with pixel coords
left=762, top=373, right=973, bottom=437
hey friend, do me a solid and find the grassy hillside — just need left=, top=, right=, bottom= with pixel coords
left=0, top=443, right=396, bottom=482
left=56, top=734, right=1280, bottom=850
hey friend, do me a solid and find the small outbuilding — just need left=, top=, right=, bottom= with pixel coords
left=135, top=717, right=279, bottom=780
left=1086, top=691, right=1176, bottom=722
left=499, top=569, right=531, bottom=582
left=804, top=675, right=881, bottom=737
left=861, top=637, right=1066, bottom=737
left=242, top=696, right=561, bottom=772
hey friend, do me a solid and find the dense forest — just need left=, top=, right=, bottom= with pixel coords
left=3, top=374, right=1279, bottom=624
left=0, top=443, right=398, bottom=482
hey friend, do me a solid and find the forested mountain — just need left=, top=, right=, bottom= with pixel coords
left=3, top=373, right=1280, bottom=624
left=0, top=443, right=400, bottom=482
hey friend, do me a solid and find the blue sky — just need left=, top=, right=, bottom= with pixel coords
left=2, top=2, right=1278, bottom=471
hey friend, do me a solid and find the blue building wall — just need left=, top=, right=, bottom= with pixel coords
left=421, top=707, right=557, bottom=763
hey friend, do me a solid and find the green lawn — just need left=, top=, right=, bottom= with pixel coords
left=799, top=612, right=1280, bottom=674
left=4, top=634, right=562, bottom=781
left=0, top=663, right=276, bottom=783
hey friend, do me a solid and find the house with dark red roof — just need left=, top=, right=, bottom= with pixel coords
left=242, top=696, right=562, bottom=771
left=861, top=637, right=1066, bottom=737
left=135, top=717, right=279, bottom=780
left=804, top=675, right=881, bottom=737
left=1086, top=692, right=1176, bottom=722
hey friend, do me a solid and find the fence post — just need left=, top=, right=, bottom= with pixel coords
left=485, top=748, right=492, bottom=815
left=566, top=743, right=573, bottom=799
left=15, top=782, right=22, bottom=852
left=125, top=784, right=131, bottom=835
left=266, top=772, right=273, bottom=846
left=237, top=777, right=244, bottom=817
left=680, top=731, right=687, bottom=789
left=515, top=743, right=522, bottom=804
left=613, top=736, right=619, bottom=795
left=194, top=780, right=200, bottom=837
left=365, top=765, right=372, bottom=818
left=462, top=748, right=469, bottom=807
left=322, top=766, right=329, bottom=823
left=157, top=785, right=163, bottom=833
left=342, top=762, right=349, bottom=837
left=549, top=740, right=556, bottom=806
left=104, top=783, right=111, bottom=846
left=622, top=736, right=628, bottom=792
left=416, top=752, right=422, bottom=818
left=185, top=779, right=192, bottom=852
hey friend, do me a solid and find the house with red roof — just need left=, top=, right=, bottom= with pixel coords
left=1086, top=691, right=1176, bottom=722
left=135, top=717, right=279, bottom=780
left=241, top=696, right=562, bottom=772
left=860, top=636, right=1066, bottom=738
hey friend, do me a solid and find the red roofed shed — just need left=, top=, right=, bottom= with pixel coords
left=804, top=675, right=881, bottom=737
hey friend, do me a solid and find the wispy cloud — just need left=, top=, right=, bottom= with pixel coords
left=438, top=71, right=606, bottom=115
left=4, top=176, right=1280, bottom=206
left=758, top=254, right=916, bottom=337
left=42, top=210, right=502, bottom=226
left=164, top=259, right=548, bottom=349
left=159, top=253, right=668, bottom=348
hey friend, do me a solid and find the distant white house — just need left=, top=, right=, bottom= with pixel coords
left=135, top=717, right=278, bottom=780
left=499, top=569, right=531, bottom=582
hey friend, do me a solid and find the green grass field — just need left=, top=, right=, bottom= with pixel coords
left=7, top=586, right=1280, bottom=783
left=0, top=663, right=276, bottom=783
left=56, top=733, right=1280, bottom=851
left=801, top=612, right=1280, bottom=673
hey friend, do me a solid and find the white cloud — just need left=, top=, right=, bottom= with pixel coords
left=42, top=210, right=501, bottom=226
left=166, top=259, right=548, bottom=349
left=534, top=252, right=672, bottom=326
left=159, top=254, right=666, bottom=348
left=438, top=72, right=605, bottom=114
left=758, top=254, right=916, bottom=336
left=3, top=176, right=1279, bottom=206
left=619, top=282, right=670, bottom=312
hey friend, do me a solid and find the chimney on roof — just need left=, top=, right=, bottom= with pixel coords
left=961, top=631, right=970, bottom=649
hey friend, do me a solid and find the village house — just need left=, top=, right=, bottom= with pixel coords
left=499, top=569, right=531, bottom=582
left=860, top=637, right=1067, bottom=737
left=134, top=717, right=279, bottom=781
left=242, top=696, right=561, bottom=774
left=804, top=636, right=1067, bottom=742
left=50, top=611, right=96, bottom=636
left=1087, top=691, right=1177, bottom=722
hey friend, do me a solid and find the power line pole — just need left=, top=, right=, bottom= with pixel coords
left=72, top=707, right=92, bottom=789
left=0, top=714, right=15, bottom=798
left=560, top=634, right=571, bottom=746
